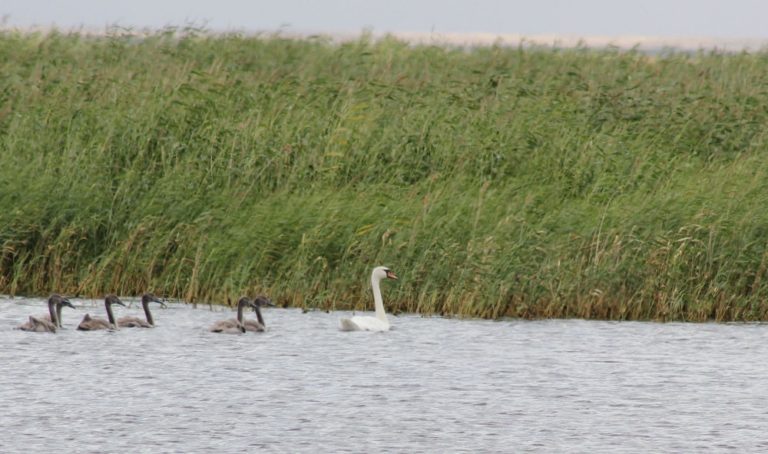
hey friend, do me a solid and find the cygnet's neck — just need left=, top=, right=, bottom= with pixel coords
left=255, top=306, right=265, bottom=327
left=105, top=301, right=118, bottom=327
left=142, top=301, right=155, bottom=326
left=48, top=300, right=59, bottom=327
left=237, top=300, right=250, bottom=323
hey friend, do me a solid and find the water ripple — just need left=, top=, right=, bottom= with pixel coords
left=1, top=297, right=767, bottom=452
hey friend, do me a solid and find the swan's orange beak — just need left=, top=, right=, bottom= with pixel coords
left=386, top=270, right=398, bottom=280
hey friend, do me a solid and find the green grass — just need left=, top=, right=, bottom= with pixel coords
left=2, top=28, right=768, bottom=321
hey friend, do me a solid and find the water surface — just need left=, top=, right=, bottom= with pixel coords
left=1, top=296, right=767, bottom=452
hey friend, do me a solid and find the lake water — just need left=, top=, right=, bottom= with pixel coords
left=1, top=295, right=767, bottom=453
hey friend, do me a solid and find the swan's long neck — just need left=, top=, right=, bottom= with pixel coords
left=105, top=302, right=117, bottom=327
left=142, top=302, right=155, bottom=326
left=371, top=274, right=388, bottom=323
left=237, top=302, right=245, bottom=323
left=48, top=300, right=59, bottom=327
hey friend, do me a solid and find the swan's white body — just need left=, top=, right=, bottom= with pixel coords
left=340, top=315, right=389, bottom=332
left=340, top=266, right=398, bottom=332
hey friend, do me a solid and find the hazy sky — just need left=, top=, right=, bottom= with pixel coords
left=3, top=0, right=768, bottom=38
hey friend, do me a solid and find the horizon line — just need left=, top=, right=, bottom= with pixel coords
left=2, top=24, right=767, bottom=52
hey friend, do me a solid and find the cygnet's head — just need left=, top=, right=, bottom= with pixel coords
left=252, top=296, right=275, bottom=308
left=105, top=294, right=126, bottom=307
left=142, top=293, right=167, bottom=307
left=236, top=296, right=257, bottom=309
left=50, top=294, right=75, bottom=309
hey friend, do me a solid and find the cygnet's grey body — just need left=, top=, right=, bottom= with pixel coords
left=210, top=297, right=259, bottom=334
left=77, top=295, right=126, bottom=331
left=243, top=296, right=274, bottom=332
left=117, top=293, right=165, bottom=328
left=17, top=294, right=74, bottom=333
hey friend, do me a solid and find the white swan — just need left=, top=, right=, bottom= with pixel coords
left=339, top=266, right=398, bottom=332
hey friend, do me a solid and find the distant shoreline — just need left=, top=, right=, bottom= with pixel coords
left=2, top=25, right=767, bottom=52
left=325, top=30, right=768, bottom=52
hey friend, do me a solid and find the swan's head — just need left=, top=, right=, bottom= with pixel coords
left=372, top=266, right=398, bottom=281
left=50, top=294, right=75, bottom=309
left=105, top=294, right=126, bottom=307
left=142, top=293, right=167, bottom=308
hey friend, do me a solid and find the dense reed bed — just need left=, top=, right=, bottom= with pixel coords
left=1, top=29, right=768, bottom=320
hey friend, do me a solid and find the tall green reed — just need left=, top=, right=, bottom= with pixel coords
left=2, top=29, right=768, bottom=320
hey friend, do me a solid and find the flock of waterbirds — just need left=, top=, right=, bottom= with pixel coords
left=13, top=266, right=399, bottom=334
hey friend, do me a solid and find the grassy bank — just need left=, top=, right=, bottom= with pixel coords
left=2, top=29, right=768, bottom=321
